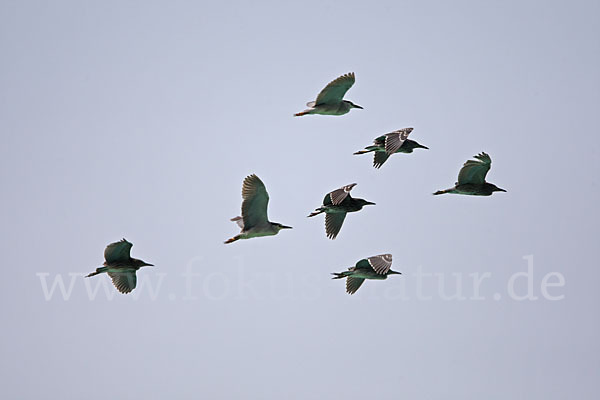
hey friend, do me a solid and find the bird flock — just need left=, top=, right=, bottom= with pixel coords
left=86, top=72, right=506, bottom=295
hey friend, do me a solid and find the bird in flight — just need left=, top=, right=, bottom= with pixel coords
left=434, top=152, right=506, bottom=196
left=332, top=254, right=401, bottom=295
left=225, top=174, right=292, bottom=244
left=354, top=127, right=428, bottom=168
left=308, top=183, right=375, bottom=239
left=85, top=238, right=153, bottom=294
left=294, top=72, right=363, bottom=116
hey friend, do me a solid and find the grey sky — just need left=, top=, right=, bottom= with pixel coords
left=1, top=0, right=599, bottom=398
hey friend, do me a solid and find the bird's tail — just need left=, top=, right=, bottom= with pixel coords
left=353, top=149, right=371, bottom=155
left=307, top=208, right=325, bottom=218
left=85, top=267, right=108, bottom=278
left=294, top=110, right=310, bottom=117
left=224, top=235, right=241, bottom=244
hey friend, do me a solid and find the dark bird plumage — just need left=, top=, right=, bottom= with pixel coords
left=308, top=183, right=375, bottom=239
left=85, top=238, right=153, bottom=294
left=332, top=254, right=401, bottom=294
left=433, top=152, right=506, bottom=196
left=225, top=174, right=292, bottom=244
left=294, top=73, right=363, bottom=116
left=354, top=128, right=428, bottom=168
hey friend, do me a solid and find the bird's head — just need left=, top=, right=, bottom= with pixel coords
left=345, top=100, right=363, bottom=109
left=132, top=258, right=154, bottom=268
left=490, top=184, right=507, bottom=193
left=274, top=223, right=293, bottom=231
left=357, top=199, right=376, bottom=207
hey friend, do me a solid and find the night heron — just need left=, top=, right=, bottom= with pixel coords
left=294, top=72, right=363, bottom=116
left=354, top=127, right=428, bottom=168
left=434, top=152, right=506, bottom=196
left=85, top=238, right=153, bottom=294
left=308, top=183, right=375, bottom=239
left=332, top=254, right=401, bottom=295
left=225, top=174, right=292, bottom=244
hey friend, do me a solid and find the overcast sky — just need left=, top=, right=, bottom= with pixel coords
left=1, top=0, right=599, bottom=399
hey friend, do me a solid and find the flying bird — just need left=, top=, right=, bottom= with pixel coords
left=308, top=183, right=375, bottom=239
left=434, top=152, right=506, bottom=196
left=294, top=72, right=363, bottom=116
left=85, top=238, right=153, bottom=294
left=225, top=174, right=292, bottom=244
left=354, top=127, right=429, bottom=168
left=332, top=254, right=401, bottom=295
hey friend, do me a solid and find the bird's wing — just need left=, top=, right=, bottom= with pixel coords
left=367, top=254, right=393, bottom=275
left=346, top=277, right=365, bottom=294
left=230, top=216, right=244, bottom=229
left=328, top=183, right=357, bottom=205
left=108, top=270, right=137, bottom=294
left=241, top=174, right=270, bottom=229
left=315, top=73, right=355, bottom=105
left=384, top=129, right=412, bottom=155
left=104, top=239, right=133, bottom=263
left=457, top=152, right=492, bottom=185
left=373, top=152, right=390, bottom=169
left=325, top=213, right=347, bottom=239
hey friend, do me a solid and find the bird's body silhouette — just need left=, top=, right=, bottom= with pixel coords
left=434, top=152, right=506, bottom=196
left=354, top=128, right=428, bottom=168
left=332, top=254, right=401, bottom=294
left=225, top=174, right=292, bottom=244
left=295, top=73, right=362, bottom=116
left=85, top=238, right=153, bottom=294
left=308, top=183, right=375, bottom=239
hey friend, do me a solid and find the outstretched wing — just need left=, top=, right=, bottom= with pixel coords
left=104, top=239, right=132, bottom=263
left=373, top=152, right=390, bottom=169
left=328, top=183, right=357, bottom=205
left=346, top=277, right=365, bottom=295
left=367, top=254, right=393, bottom=275
left=457, top=152, right=492, bottom=185
left=384, top=128, right=413, bottom=155
left=108, top=270, right=137, bottom=294
left=325, top=213, right=347, bottom=239
left=315, top=73, right=355, bottom=105
left=241, top=174, right=270, bottom=229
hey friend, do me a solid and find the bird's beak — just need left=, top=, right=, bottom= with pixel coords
left=281, top=225, right=293, bottom=229
left=388, top=270, right=402, bottom=275
left=498, top=188, right=507, bottom=192
left=419, top=145, right=429, bottom=150
left=145, top=263, right=154, bottom=267
left=366, top=201, right=376, bottom=205
left=354, top=104, right=363, bottom=109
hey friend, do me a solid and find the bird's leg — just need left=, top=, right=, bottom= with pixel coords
left=307, top=208, right=325, bottom=218
left=353, top=149, right=371, bottom=155
left=224, top=235, right=241, bottom=244
left=85, top=266, right=108, bottom=277
left=294, top=110, right=311, bottom=117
